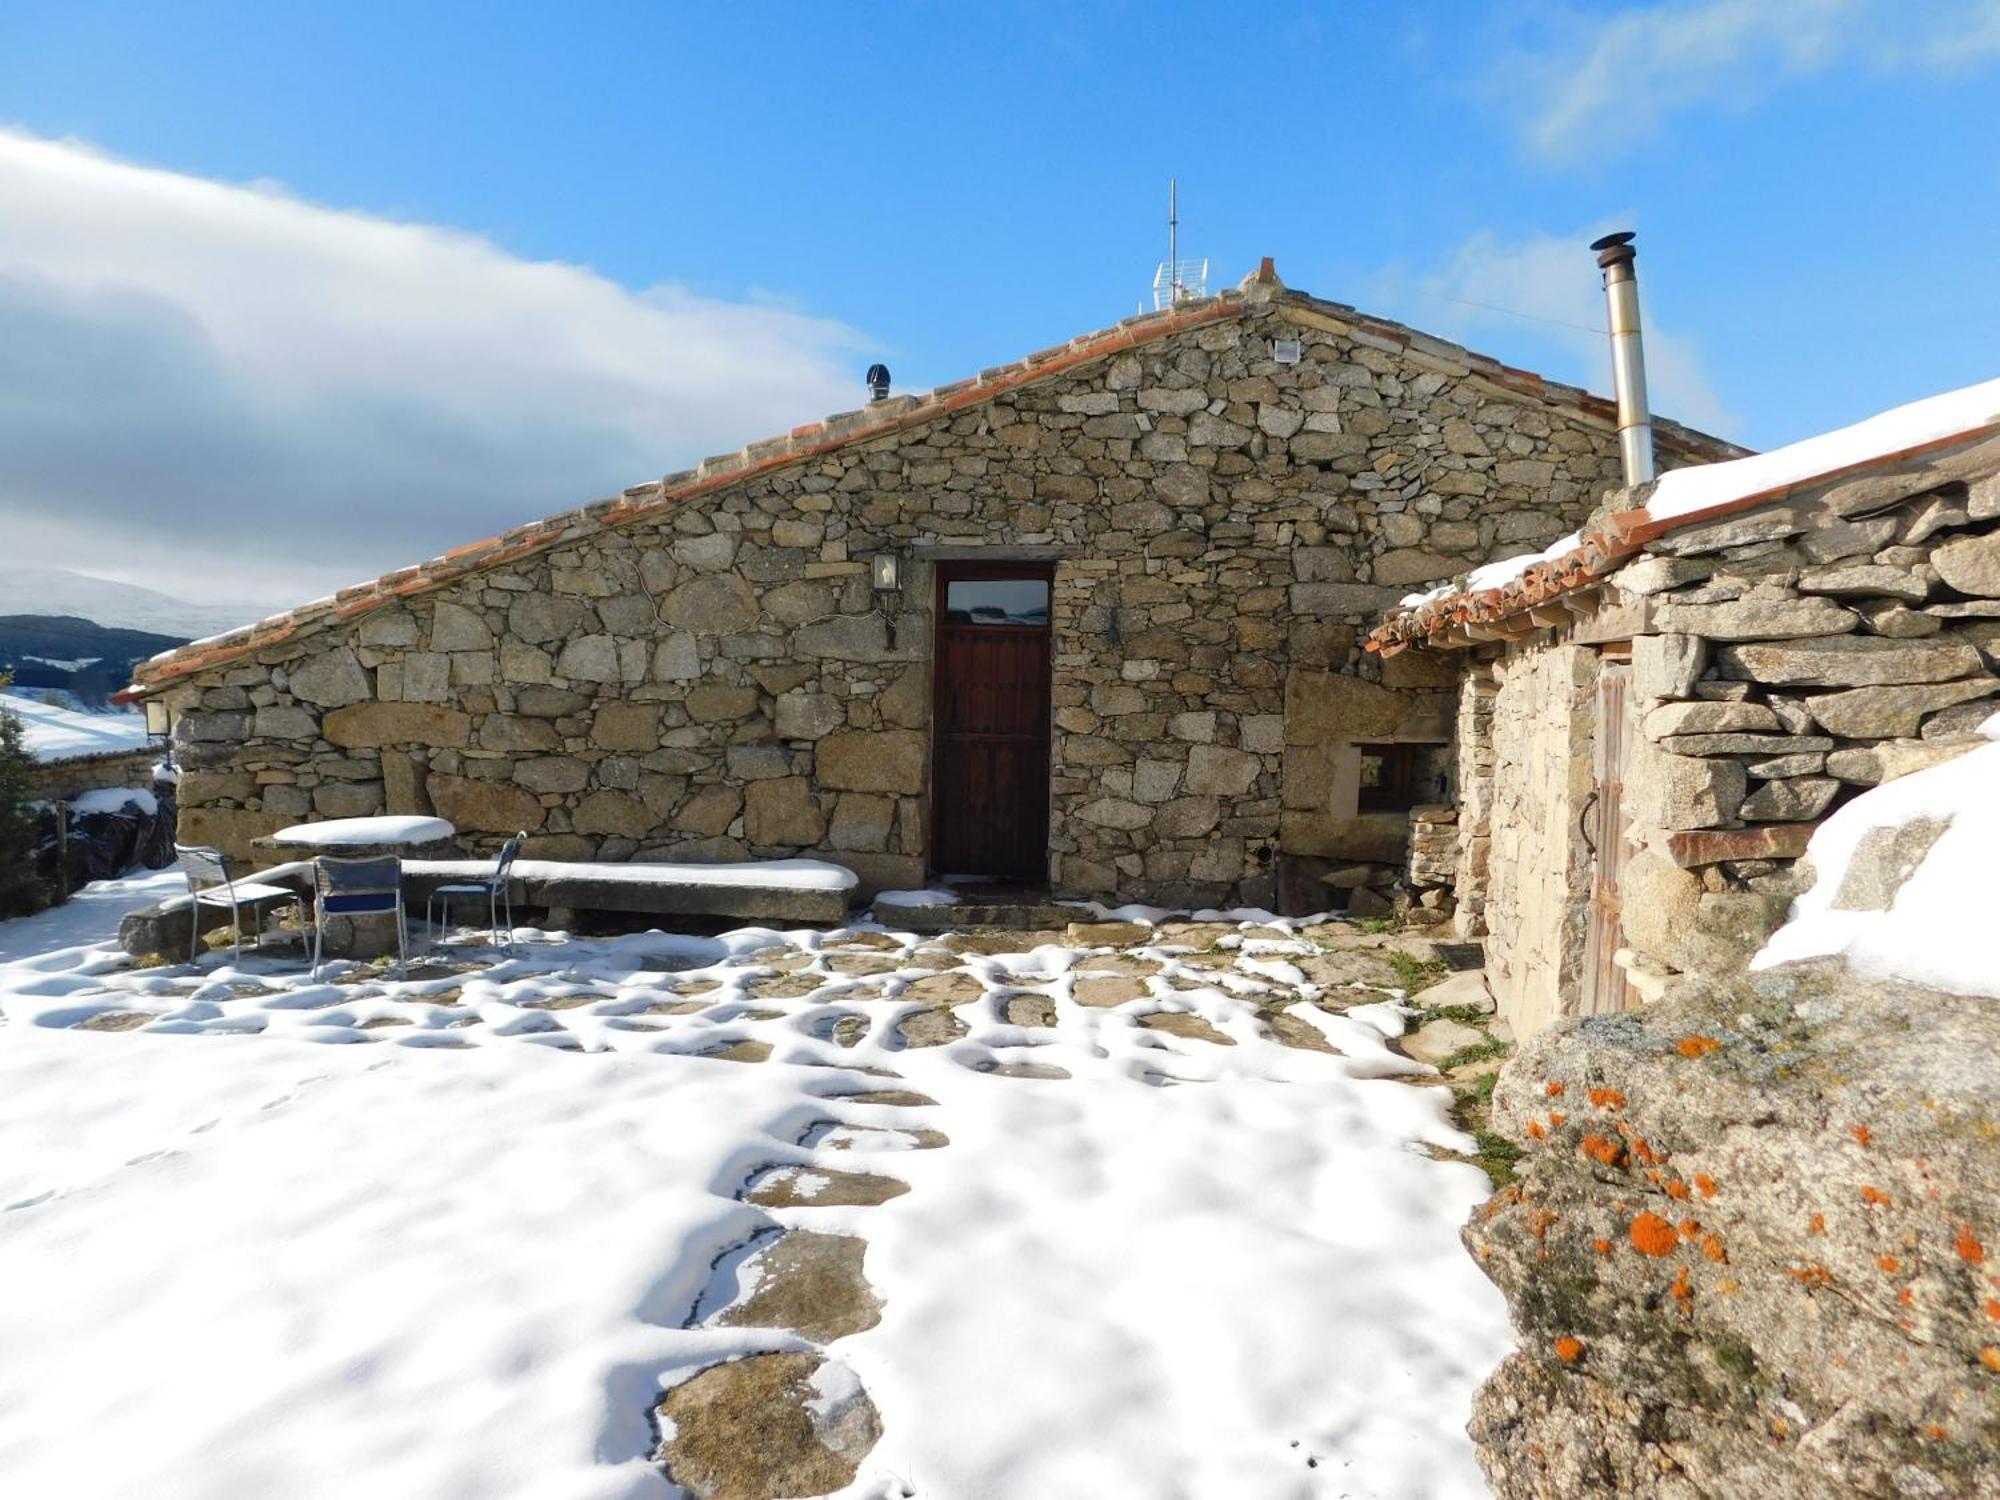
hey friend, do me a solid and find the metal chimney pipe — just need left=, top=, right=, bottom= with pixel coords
left=1590, top=231, right=1655, bottom=488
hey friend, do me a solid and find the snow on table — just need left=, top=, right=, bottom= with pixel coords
left=0, top=888, right=1510, bottom=1499
left=0, top=691, right=151, bottom=762
left=271, top=815, right=457, bottom=847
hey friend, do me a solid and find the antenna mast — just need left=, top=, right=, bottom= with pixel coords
left=1151, top=178, right=1207, bottom=311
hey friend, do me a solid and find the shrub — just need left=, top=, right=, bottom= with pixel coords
left=0, top=689, right=50, bottom=918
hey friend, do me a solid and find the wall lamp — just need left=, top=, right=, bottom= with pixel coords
left=870, top=552, right=903, bottom=592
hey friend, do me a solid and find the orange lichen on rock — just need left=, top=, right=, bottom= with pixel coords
left=1554, top=1336, right=1584, bottom=1363
left=1544, top=1081, right=1565, bottom=1098
left=1676, top=1035, right=1722, bottom=1059
left=1678, top=1218, right=1702, bottom=1242
left=1548, top=1111, right=1566, bottom=1128
left=1979, top=1346, right=2000, bottom=1374
left=1526, top=1119, right=1547, bottom=1141
left=1593, top=1238, right=1615, bottom=1255
left=1809, top=1212, right=1827, bottom=1236
left=1925, top=1423, right=1949, bottom=1441
left=1631, top=1137, right=1661, bottom=1167
left=1851, top=1125, right=1872, bottom=1147
left=1788, top=1263, right=1836, bottom=1288
left=1878, top=1255, right=1901, bottom=1274
left=1670, top=1265, right=1693, bottom=1305
left=1898, top=1286, right=1916, bottom=1309
left=1665, top=1178, right=1692, bottom=1201
left=1861, top=1185, right=1892, bottom=1208
left=1630, top=1211, right=1679, bottom=1257
left=1694, top=1172, right=1718, bottom=1199
left=1702, top=1233, right=1728, bottom=1264
left=1957, top=1225, right=1987, bottom=1265
left=1985, top=1298, right=2000, bottom=1322
left=1526, top=1208, right=1558, bottom=1241
left=1588, top=1087, right=1625, bottom=1111
left=1581, top=1133, right=1627, bottom=1168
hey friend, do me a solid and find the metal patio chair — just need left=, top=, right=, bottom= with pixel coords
left=310, top=855, right=409, bottom=980
left=174, top=843, right=308, bottom=965
left=424, top=831, right=525, bottom=952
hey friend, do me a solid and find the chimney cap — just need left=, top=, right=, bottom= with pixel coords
left=1590, top=230, right=1637, bottom=268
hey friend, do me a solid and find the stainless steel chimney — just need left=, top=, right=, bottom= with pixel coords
left=1591, top=231, right=1655, bottom=488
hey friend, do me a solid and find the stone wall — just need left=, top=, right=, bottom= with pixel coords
left=1479, top=644, right=1600, bottom=1038
left=1445, top=437, right=2000, bottom=1035
left=149, top=288, right=1725, bottom=907
left=26, top=749, right=159, bottom=803
left=1605, top=457, right=2000, bottom=991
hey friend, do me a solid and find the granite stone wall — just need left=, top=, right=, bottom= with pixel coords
left=1455, top=436, right=2000, bottom=1031
left=153, top=289, right=1723, bottom=907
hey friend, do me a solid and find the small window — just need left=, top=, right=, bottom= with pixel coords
left=944, top=578, right=1049, bottom=627
left=1356, top=743, right=1451, bottom=812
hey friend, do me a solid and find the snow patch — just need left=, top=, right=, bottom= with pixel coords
left=1752, top=713, right=2000, bottom=997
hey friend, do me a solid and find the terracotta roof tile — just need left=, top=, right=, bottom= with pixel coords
left=127, top=278, right=1740, bottom=695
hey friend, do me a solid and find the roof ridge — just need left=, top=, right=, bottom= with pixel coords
left=126, top=275, right=1747, bottom=695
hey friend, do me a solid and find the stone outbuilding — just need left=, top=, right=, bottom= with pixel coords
left=123, top=262, right=1735, bottom=911
left=1367, top=378, right=2000, bottom=1038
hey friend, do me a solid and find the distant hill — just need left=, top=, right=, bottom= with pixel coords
left=0, top=567, right=267, bottom=639
left=0, top=615, right=189, bottom=708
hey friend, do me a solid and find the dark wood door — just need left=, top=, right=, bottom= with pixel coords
left=1582, top=658, right=1638, bottom=1015
left=931, top=564, right=1053, bottom=881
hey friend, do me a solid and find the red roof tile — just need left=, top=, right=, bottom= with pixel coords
left=125, top=272, right=1739, bottom=696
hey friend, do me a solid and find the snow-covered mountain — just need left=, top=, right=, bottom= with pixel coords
left=0, top=568, right=268, bottom=639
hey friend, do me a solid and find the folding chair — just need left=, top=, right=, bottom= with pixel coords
left=175, top=843, right=308, bottom=965
left=311, top=855, right=409, bottom=980
left=425, top=830, right=525, bottom=952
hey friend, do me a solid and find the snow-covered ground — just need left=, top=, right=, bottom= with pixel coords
left=0, top=885, right=1510, bottom=1499
left=1, top=688, right=152, bottom=761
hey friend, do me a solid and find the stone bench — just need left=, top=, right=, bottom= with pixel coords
left=118, top=861, right=316, bottom=959
left=401, top=857, right=859, bottom=928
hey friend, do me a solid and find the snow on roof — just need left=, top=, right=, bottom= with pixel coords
left=1644, top=375, right=2000, bottom=526
left=1753, top=712, right=2000, bottom=997
left=0, top=692, right=152, bottom=763
left=1371, top=372, right=2000, bottom=654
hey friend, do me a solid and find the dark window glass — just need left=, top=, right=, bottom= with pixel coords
left=944, top=578, right=1049, bottom=626
left=1357, top=743, right=1452, bottom=812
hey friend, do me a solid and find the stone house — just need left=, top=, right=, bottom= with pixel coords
left=123, top=262, right=1736, bottom=911
left=1366, top=379, right=2000, bottom=1038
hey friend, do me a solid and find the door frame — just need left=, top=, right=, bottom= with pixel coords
left=1581, top=647, right=1638, bottom=1015
left=928, top=559, right=1057, bottom=883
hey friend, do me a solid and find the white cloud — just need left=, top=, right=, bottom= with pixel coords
left=1504, top=0, right=2000, bottom=161
left=1374, top=224, right=1738, bottom=438
left=0, top=131, right=867, bottom=607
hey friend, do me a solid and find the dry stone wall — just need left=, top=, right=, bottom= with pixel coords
left=1449, top=443, right=2000, bottom=1027
left=157, top=294, right=1711, bottom=906
left=1478, top=644, right=1600, bottom=1037
left=1607, top=462, right=2000, bottom=986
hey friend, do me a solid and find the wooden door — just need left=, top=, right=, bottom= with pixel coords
left=931, top=564, right=1053, bottom=881
left=1582, top=658, right=1638, bottom=1014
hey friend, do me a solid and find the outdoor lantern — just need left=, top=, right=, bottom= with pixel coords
left=143, top=698, right=169, bottom=736
left=871, top=552, right=902, bottom=592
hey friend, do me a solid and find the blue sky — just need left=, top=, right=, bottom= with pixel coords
left=2, top=0, right=1997, bottom=602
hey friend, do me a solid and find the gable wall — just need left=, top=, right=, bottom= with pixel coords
left=158, top=303, right=1668, bottom=907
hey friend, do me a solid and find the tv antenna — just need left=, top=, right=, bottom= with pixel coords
left=1151, top=178, right=1207, bottom=311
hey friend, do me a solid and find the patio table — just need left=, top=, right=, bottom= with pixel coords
left=258, top=816, right=459, bottom=961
